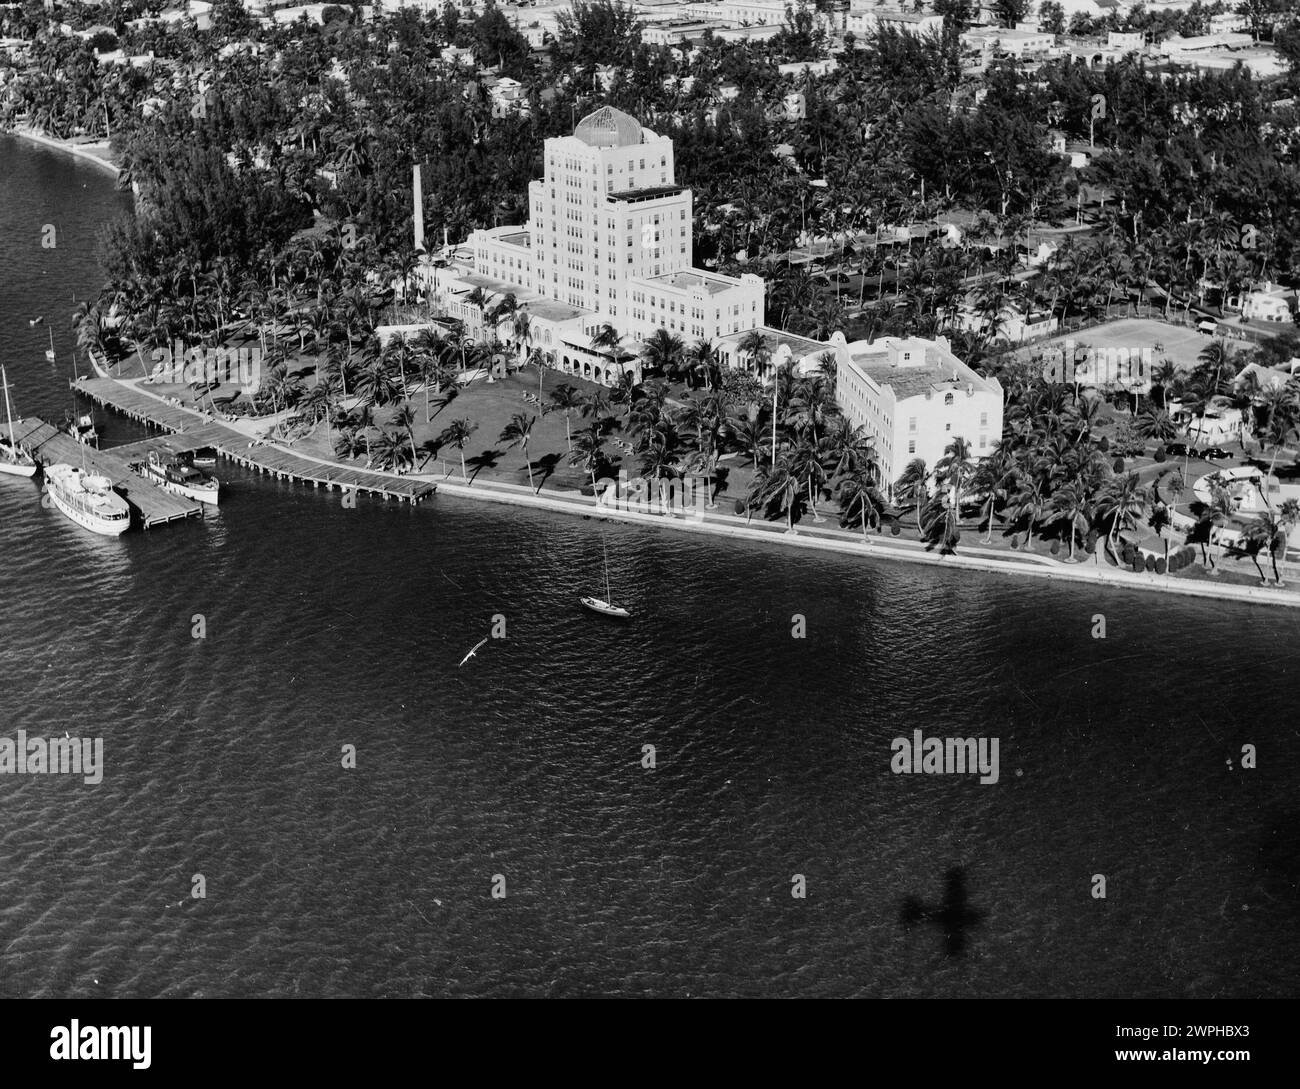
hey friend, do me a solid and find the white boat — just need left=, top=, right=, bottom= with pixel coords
left=44, top=327, right=55, bottom=363
left=0, top=366, right=38, bottom=478
left=44, top=463, right=130, bottom=535
left=69, top=412, right=97, bottom=446
left=580, top=595, right=631, bottom=619
left=580, top=538, right=631, bottom=618
left=139, top=449, right=220, bottom=504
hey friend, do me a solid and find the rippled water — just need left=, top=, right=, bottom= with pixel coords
left=1, top=134, right=1297, bottom=998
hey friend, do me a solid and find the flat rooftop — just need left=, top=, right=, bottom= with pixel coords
left=608, top=185, right=685, bottom=203
left=716, top=327, right=826, bottom=356
left=643, top=269, right=736, bottom=295
left=849, top=340, right=999, bottom=399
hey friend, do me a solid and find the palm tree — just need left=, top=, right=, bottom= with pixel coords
left=640, top=328, right=685, bottom=379
left=580, top=388, right=612, bottom=423
left=1048, top=481, right=1090, bottom=560
left=837, top=468, right=884, bottom=542
left=1135, top=407, right=1178, bottom=447
left=438, top=418, right=477, bottom=481
left=760, top=459, right=803, bottom=533
left=728, top=405, right=767, bottom=471
left=1201, top=475, right=1235, bottom=574
left=370, top=429, right=413, bottom=472
left=971, top=443, right=1015, bottom=542
left=894, top=457, right=928, bottom=532
left=570, top=423, right=608, bottom=492
left=920, top=437, right=974, bottom=553
left=738, top=329, right=773, bottom=378
left=688, top=338, right=718, bottom=390
left=1097, top=471, right=1149, bottom=565
left=389, top=402, right=419, bottom=468
left=500, top=411, right=538, bottom=492
left=590, top=323, right=632, bottom=381
left=549, top=383, right=583, bottom=452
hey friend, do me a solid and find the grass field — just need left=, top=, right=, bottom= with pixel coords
left=1027, top=316, right=1250, bottom=373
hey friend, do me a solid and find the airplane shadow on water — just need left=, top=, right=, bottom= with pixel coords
left=901, top=867, right=984, bottom=957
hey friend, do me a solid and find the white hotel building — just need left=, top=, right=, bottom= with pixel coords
left=831, top=335, right=1004, bottom=492
left=431, top=106, right=764, bottom=384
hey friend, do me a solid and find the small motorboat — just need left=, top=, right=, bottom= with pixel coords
left=580, top=595, right=631, bottom=619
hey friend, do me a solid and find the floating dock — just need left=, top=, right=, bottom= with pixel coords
left=1, top=418, right=202, bottom=528
left=72, top=377, right=436, bottom=504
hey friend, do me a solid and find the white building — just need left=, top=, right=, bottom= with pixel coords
left=1230, top=281, right=1298, bottom=324
left=845, top=9, right=944, bottom=39
left=961, top=26, right=1055, bottom=60
left=832, top=334, right=1004, bottom=491
left=431, top=107, right=765, bottom=385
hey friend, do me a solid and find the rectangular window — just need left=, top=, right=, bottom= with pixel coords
left=908, top=417, right=917, bottom=432
left=908, top=440, right=916, bottom=454
left=980, top=412, right=988, bottom=426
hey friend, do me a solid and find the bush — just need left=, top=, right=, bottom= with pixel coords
left=1156, top=557, right=1167, bottom=574
left=1113, top=457, right=1125, bottom=473
left=734, top=499, right=745, bottom=515
left=1155, top=446, right=1167, bottom=462
left=1098, top=435, right=1110, bottom=453
left=1050, top=540, right=1060, bottom=555
left=1132, top=556, right=1145, bottom=572
left=1145, top=554, right=1156, bottom=571
left=891, top=521, right=901, bottom=536
left=1010, top=534, right=1020, bottom=549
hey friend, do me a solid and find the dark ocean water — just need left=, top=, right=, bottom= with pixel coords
left=1, top=134, right=1297, bottom=998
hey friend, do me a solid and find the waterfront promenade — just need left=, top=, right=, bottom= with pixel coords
left=68, top=366, right=1300, bottom=607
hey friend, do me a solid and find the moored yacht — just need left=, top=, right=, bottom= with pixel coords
left=44, top=464, right=130, bottom=535
left=138, top=449, right=220, bottom=504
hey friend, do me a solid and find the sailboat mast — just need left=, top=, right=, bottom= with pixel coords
left=603, top=537, right=611, bottom=603
left=2, top=366, right=15, bottom=444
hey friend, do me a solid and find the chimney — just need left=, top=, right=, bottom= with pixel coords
left=413, top=163, right=426, bottom=253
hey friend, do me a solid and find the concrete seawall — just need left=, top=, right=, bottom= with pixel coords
left=431, top=477, right=1300, bottom=611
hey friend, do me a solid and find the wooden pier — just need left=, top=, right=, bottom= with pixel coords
left=72, top=377, right=436, bottom=504
left=1, top=418, right=202, bottom=529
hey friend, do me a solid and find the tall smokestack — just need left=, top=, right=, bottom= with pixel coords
left=413, top=163, right=425, bottom=253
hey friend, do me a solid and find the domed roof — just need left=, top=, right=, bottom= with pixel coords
left=574, top=106, right=642, bottom=148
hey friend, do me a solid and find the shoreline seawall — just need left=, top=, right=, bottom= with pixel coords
left=429, top=476, right=1300, bottom=611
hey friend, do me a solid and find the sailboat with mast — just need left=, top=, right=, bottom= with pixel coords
left=44, top=327, right=55, bottom=363
left=580, top=537, right=631, bottom=619
left=0, top=365, right=38, bottom=478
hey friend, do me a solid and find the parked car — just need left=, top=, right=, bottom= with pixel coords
left=1199, top=446, right=1233, bottom=460
left=1196, top=318, right=1218, bottom=335
left=830, top=271, right=850, bottom=283
left=1164, top=442, right=1188, bottom=457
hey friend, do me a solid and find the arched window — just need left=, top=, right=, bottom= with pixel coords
left=944, top=393, right=954, bottom=406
